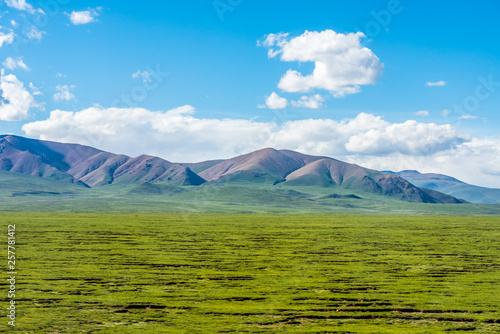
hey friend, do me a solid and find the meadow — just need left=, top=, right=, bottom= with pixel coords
left=1, top=213, right=499, bottom=333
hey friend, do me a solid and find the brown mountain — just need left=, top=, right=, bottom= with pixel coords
left=198, top=148, right=325, bottom=183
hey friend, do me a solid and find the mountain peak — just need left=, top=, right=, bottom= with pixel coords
left=398, top=170, right=421, bottom=175
left=198, top=147, right=322, bottom=182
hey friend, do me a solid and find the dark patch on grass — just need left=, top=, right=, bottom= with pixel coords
left=445, top=327, right=477, bottom=332
left=12, top=191, right=62, bottom=196
left=220, top=297, right=266, bottom=301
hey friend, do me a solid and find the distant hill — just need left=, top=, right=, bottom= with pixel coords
left=385, top=170, right=500, bottom=204
left=0, top=135, right=471, bottom=204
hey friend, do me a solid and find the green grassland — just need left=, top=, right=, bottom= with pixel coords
left=2, top=171, right=500, bottom=214
left=1, top=213, right=499, bottom=333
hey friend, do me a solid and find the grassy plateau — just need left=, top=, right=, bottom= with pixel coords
left=1, top=213, right=499, bottom=333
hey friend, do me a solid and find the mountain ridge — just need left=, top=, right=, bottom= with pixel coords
left=385, top=170, right=500, bottom=204
left=0, top=135, right=205, bottom=187
left=0, top=135, right=475, bottom=204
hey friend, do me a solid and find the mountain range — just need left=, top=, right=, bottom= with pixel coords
left=384, top=170, right=500, bottom=204
left=1, top=134, right=499, bottom=211
left=0, top=135, right=204, bottom=187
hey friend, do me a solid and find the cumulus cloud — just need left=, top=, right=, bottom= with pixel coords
left=132, top=70, right=153, bottom=82
left=69, top=9, right=100, bottom=25
left=0, top=69, right=38, bottom=121
left=21, top=107, right=466, bottom=162
left=265, top=113, right=467, bottom=157
left=344, top=120, right=466, bottom=156
left=291, top=94, right=325, bottom=109
left=414, top=110, right=429, bottom=116
left=426, top=81, right=446, bottom=87
left=3, top=57, right=30, bottom=71
left=4, top=0, right=44, bottom=14
left=0, top=31, right=15, bottom=47
left=260, top=30, right=384, bottom=97
left=261, top=92, right=288, bottom=109
left=53, top=85, right=76, bottom=101
left=22, top=106, right=275, bottom=162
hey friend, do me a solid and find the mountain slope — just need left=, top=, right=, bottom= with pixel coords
left=387, top=170, right=500, bottom=204
left=180, top=159, right=226, bottom=174
left=68, top=152, right=130, bottom=187
left=0, top=135, right=205, bottom=187
left=0, top=135, right=81, bottom=183
left=112, top=155, right=205, bottom=186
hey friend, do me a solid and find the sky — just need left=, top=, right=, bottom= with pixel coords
left=0, top=0, right=500, bottom=187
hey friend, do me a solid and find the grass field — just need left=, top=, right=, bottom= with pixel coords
left=1, top=213, right=499, bottom=333
left=4, top=170, right=500, bottom=215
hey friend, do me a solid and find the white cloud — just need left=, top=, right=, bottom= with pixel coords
left=22, top=106, right=275, bottom=162
left=21, top=108, right=464, bottom=164
left=426, top=81, right=446, bottom=87
left=53, top=85, right=76, bottom=101
left=345, top=137, right=500, bottom=188
left=0, top=69, right=38, bottom=121
left=262, top=92, right=288, bottom=109
left=414, top=110, right=429, bottom=116
left=0, top=31, right=15, bottom=47
left=4, top=0, right=44, bottom=14
left=260, top=30, right=384, bottom=97
left=291, top=94, right=325, bottom=109
left=29, top=82, right=42, bottom=95
left=69, top=9, right=99, bottom=25
left=26, top=26, right=45, bottom=40
left=460, top=115, right=478, bottom=120
left=264, top=113, right=466, bottom=158
left=3, top=57, right=30, bottom=71
left=344, top=120, right=465, bottom=156
left=11, top=20, right=18, bottom=28
left=56, top=72, right=67, bottom=78
left=132, top=70, right=153, bottom=82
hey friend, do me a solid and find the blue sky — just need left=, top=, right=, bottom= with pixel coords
left=1, top=0, right=500, bottom=187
